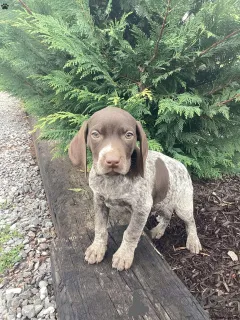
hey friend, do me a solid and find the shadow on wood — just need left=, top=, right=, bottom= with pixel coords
left=30, top=119, right=209, bottom=320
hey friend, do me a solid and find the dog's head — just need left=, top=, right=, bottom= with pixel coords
left=68, top=107, right=148, bottom=177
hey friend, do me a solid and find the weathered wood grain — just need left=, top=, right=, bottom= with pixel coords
left=30, top=118, right=209, bottom=320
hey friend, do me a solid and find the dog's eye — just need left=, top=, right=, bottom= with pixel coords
left=91, top=130, right=100, bottom=139
left=125, top=131, right=134, bottom=139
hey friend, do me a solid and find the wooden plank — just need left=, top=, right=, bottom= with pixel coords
left=30, top=117, right=210, bottom=320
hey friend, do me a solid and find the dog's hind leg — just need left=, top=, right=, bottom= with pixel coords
left=150, top=207, right=173, bottom=239
left=175, top=205, right=202, bottom=254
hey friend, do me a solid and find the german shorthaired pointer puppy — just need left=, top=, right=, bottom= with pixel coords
left=69, top=107, right=202, bottom=271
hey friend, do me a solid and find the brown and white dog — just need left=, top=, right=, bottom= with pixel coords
left=69, top=107, right=202, bottom=271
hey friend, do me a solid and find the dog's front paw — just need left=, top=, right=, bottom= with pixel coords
left=112, top=248, right=134, bottom=271
left=186, top=234, right=202, bottom=254
left=85, top=242, right=107, bottom=264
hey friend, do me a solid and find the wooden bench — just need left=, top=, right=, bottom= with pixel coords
left=31, top=125, right=209, bottom=320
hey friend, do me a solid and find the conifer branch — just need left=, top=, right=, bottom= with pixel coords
left=148, top=0, right=171, bottom=65
left=24, top=81, right=43, bottom=96
left=120, top=75, right=140, bottom=85
left=200, top=29, right=240, bottom=57
left=216, top=94, right=240, bottom=106
left=120, top=74, right=147, bottom=91
left=18, top=0, right=32, bottom=15
left=137, top=0, right=171, bottom=90
left=139, top=0, right=171, bottom=74
left=206, top=78, right=235, bottom=96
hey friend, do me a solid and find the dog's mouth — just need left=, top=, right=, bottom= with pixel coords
left=102, top=166, right=129, bottom=176
left=95, top=158, right=131, bottom=176
left=105, top=167, right=123, bottom=175
left=106, top=170, right=120, bottom=176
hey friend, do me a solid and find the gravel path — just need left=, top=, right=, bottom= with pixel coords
left=0, top=92, right=57, bottom=320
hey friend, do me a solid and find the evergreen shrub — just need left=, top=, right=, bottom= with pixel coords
left=0, top=0, right=240, bottom=178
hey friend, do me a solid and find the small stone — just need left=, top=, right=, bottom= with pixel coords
left=227, top=250, right=238, bottom=261
left=24, top=243, right=30, bottom=250
left=34, top=298, right=42, bottom=305
left=47, top=306, right=55, bottom=314
left=38, top=306, right=55, bottom=317
left=0, top=197, right=6, bottom=205
left=40, top=287, right=48, bottom=300
left=39, top=280, right=48, bottom=288
left=6, top=288, right=22, bottom=300
left=21, top=252, right=27, bottom=258
left=22, top=304, right=37, bottom=318
left=34, top=304, right=43, bottom=314
left=34, top=261, right=40, bottom=270
left=45, top=220, right=53, bottom=228
left=28, top=231, right=35, bottom=237
left=28, top=251, right=35, bottom=258
left=11, top=296, right=21, bottom=309
left=23, top=271, right=31, bottom=278
left=14, top=239, right=23, bottom=246
left=44, top=296, right=51, bottom=308
left=39, top=243, right=48, bottom=250
left=17, top=307, right=21, bottom=313
left=28, top=261, right=34, bottom=270
left=21, top=300, right=28, bottom=306
left=9, top=223, right=17, bottom=230
left=23, top=239, right=29, bottom=245
left=20, top=290, right=31, bottom=301
left=31, top=217, right=40, bottom=226
left=31, top=288, right=38, bottom=295
left=38, top=238, right=46, bottom=244
left=38, top=263, right=46, bottom=273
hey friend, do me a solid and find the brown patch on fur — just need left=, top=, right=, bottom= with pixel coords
left=136, top=121, right=148, bottom=177
left=127, top=148, right=141, bottom=178
left=152, top=157, right=169, bottom=205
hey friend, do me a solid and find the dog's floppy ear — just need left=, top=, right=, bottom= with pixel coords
left=68, top=121, right=88, bottom=177
left=136, top=121, right=148, bottom=177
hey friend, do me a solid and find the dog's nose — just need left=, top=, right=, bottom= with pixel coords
left=105, top=155, right=120, bottom=167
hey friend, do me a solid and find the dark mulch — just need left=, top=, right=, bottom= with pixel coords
left=148, top=176, right=240, bottom=320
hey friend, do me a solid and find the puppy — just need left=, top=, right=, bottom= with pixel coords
left=69, top=107, right=202, bottom=271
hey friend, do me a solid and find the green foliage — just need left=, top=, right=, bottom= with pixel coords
left=32, top=111, right=89, bottom=156
left=0, top=0, right=240, bottom=178
left=0, top=245, right=23, bottom=275
left=0, top=226, right=23, bottom=275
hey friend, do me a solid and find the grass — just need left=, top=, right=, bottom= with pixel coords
left=0, top=200, right=9, bottom=210
left=0, top=199, right=14, bottom=210
left=0, top=245, right=23, bottom=274
left=0, top=225, right=23, bottom=275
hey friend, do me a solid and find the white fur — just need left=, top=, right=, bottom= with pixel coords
left=98, top=144, right=113, bottom=161
left=96, top=144, right=114, bottom=174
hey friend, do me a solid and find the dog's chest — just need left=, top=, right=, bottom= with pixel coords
left=104, top=197, right=132, bottom=213
left=96, top=180, right=134, bottom=211
left=89, top=171, right=144, bottom=208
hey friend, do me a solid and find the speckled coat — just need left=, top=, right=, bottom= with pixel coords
left=88, top=150, right=202, bottom=271
left=69, top=107, right=202, bottom=271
